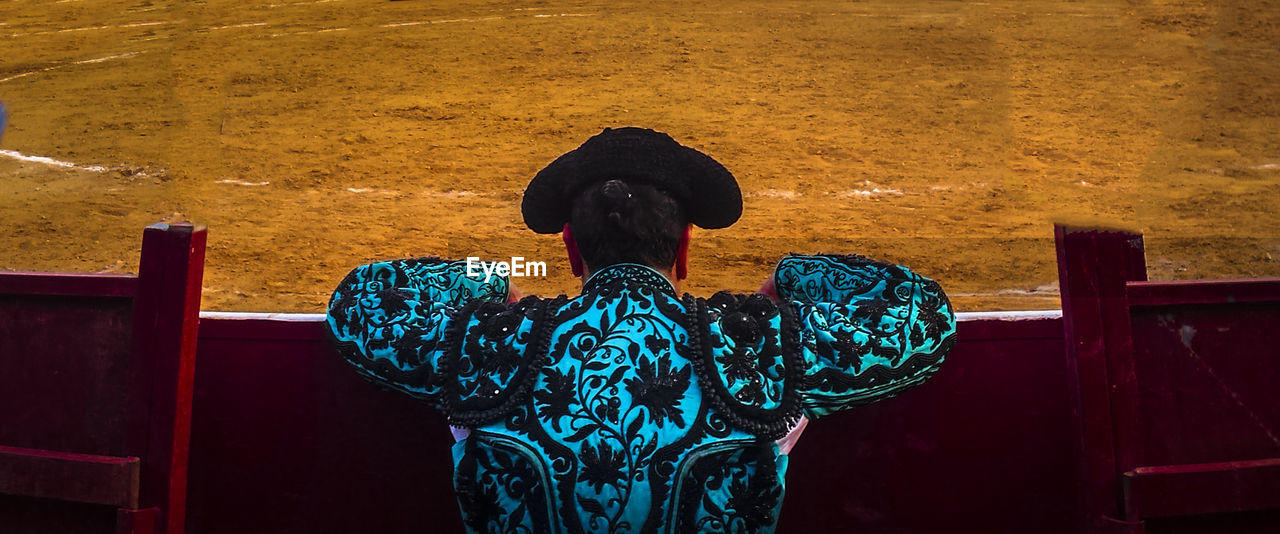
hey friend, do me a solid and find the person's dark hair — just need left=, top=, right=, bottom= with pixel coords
left=569, top=179, right=687, bottom=272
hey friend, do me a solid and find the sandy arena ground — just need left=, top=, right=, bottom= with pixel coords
left=1, top=0, right=1278, bottom=311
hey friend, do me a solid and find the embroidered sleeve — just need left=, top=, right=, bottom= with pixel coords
left=773, top=254, right=956, bottom=418
left=325, top=257, right=512, bottom=406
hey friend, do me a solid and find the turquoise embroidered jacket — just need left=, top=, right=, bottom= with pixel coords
left=327, top=254, right=956, bottom=533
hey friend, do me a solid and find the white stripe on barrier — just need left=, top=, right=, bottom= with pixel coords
left=200, top=311, right=327, bottom=321
left=955, top=310, right=1062, bottom=321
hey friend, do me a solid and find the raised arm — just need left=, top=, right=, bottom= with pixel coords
left=773, top=254, right=956, bottom=418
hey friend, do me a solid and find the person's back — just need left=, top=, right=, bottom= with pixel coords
left=327, top=128, right=956, bottom=533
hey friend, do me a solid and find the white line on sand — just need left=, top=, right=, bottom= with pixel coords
left=345, top=187, right=402, bottom=195
left=0, top=149, right=107, bottom=172
left=118, top=21, right=173, bottom=29
left=270, top=27, right=349, bottom=37
left=750, top=189, right=798, bottom=200
left=837, top=188, right=903, bottom=198
left=267, top=0, right=347, bottom=7
left=216, top=179, right=270, bottom=186
left=73, top=51, right=140, bottom=65
left=381, top=16, right=504, bottom=28
left=0, top=51, right=141, bottom=83
left=209, top=22, right=268, bottom=31
left=9, top=20, right=179, bottom=38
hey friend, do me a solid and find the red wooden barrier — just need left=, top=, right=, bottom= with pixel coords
left=186, top=310, right=1075, bottom=534
left=8, top=223, right=1278, bottom=533
left=0, top=223, right=206, bottom=534
left=1055, top=225, right=1280, bottom=533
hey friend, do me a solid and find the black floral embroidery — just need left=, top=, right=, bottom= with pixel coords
left=592, top=396, right=621, bottom=426
left=849, top=297, right=890, bottom=326
left=454, top=435, right=553, bottom=534
left=677, top=445, right=784, bottom=533
left=716, top=347, right=759, bottom=383
left=725, top=475, right=784, bottom=531
left=625, top=356, right=692, bottom=428
left=456, top=477, right=504, bottom=532
left=579, top=440, right=626, bottom=493
left=643, top=333, right=670, bottom=353
left=918, top=301, right=952, bottom=342
left=733, top=379, right=766, bottom=407
left=829, top=330, right=869, bottom=372
left=721, top=312, right=762, bottom=346
left=534, top=367, right=577, bottom=432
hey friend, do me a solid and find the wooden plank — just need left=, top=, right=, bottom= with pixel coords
left=1127, top=278, right=1280, bottom=307
left=1097, top=232, right=1145, bottom=488
left=1124, top=458, right=1280, bottom=519
left=0, top=272, right=138, bottom=298
left=1056, top=225, right=1151, bottom=532
left=0, top=294, right=134, bottom=455
left=1057, top=226, right=1121, bottom=532
left=126, top=223, right=206, bottom=534
left=0, top=445, right=139, bottom=508
left=116, top=507, right=159, bottom=534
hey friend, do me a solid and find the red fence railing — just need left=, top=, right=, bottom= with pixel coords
left=0, top=223, right=206, bottom=534
left=4, top=223, right=1278, bottom=533
left=1056, top=225, right=1280, bottom=534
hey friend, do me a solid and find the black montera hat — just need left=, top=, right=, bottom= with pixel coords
left=522, top=127, right=742, bottom=234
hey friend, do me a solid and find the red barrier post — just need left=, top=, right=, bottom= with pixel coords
left=127, top=223, right=207, bottom=534
left=1055, top=225, right=1148, bottom=533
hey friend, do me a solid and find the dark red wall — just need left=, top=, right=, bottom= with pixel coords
left=186, top=315, right=1074, bottom=534
left=1129, top=302, right=1280, bottom=468
left=780, top=317, right=1075, bottom=534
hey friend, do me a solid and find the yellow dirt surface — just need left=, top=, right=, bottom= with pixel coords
left=1, top=0, right=1277, bottom=311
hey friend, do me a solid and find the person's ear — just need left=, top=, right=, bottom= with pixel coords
left=562, top=223, right=585, bottom=278
left=675, top=225, right=691, bottom=280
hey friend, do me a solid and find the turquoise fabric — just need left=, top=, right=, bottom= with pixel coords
left=328, top=255, right=955, bottom=533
